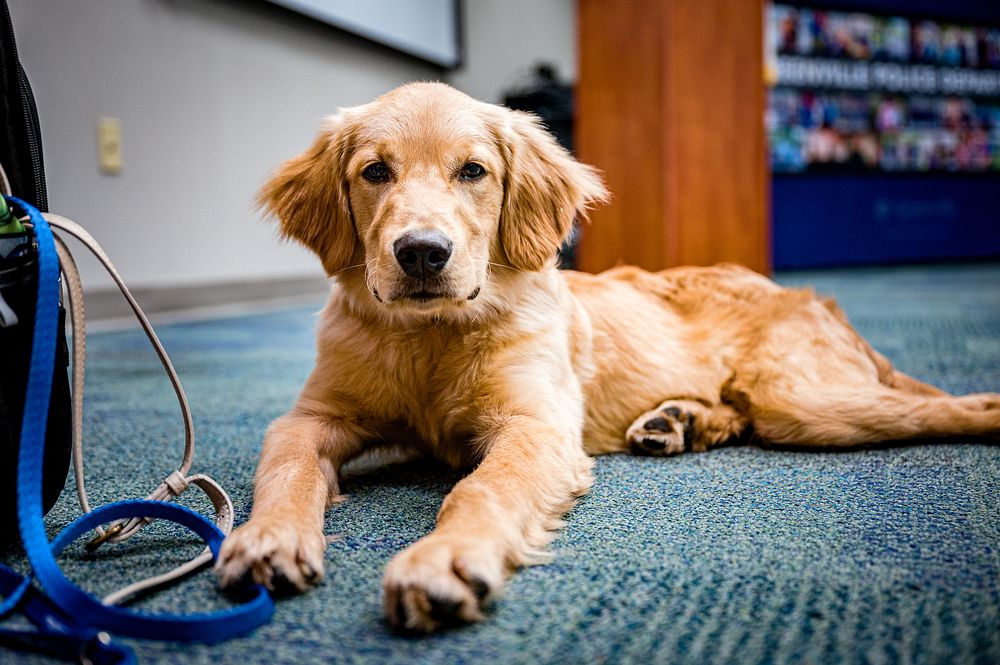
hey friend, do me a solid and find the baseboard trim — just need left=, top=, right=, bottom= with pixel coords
left=83, top=275, right=330, bottom=323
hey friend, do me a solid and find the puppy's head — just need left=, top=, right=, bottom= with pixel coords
left=259, top=82, right=608, bottom=318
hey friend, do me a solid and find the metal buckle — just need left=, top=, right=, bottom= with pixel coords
left=84, top=523, right=125, bottom=553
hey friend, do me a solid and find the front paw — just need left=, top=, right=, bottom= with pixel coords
left=215, top=514, right=326, bottom=594
left=382, top=535, right=504, bottom=633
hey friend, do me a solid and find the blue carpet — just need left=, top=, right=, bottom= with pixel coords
left=2, top=263, right=999, bottom=664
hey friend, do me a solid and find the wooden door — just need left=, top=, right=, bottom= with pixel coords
left=576, top=0, right=770, bottom=274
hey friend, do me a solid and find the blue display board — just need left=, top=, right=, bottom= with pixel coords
left=773, top=174, right=1000, bottom=268
left=767, top=1, right=1000, bottom=268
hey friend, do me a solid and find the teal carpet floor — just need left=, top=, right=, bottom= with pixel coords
left=2, top=263, right=999, bottom=664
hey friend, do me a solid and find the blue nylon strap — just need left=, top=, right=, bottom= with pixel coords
left=3, top=196, right=273, bottom=650
left=0, top=570, right=134, bottom=665
left=0, top=566, right=30, bottom=618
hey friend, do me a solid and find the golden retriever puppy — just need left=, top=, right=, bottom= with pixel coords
left=216, top=82, right=1000, bottom=633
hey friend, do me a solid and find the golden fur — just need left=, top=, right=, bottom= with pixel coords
left=216, top=82, right=1000, bottom=633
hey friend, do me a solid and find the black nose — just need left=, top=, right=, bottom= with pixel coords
left=393, top=230, right=453, bottom=279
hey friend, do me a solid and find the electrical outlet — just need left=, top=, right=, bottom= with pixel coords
left=97, top=117, right=123, bottom=175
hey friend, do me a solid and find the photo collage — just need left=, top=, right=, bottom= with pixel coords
left=767, top=4, right=1000, bottom=173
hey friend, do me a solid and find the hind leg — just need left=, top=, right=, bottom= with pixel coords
left=726, top=378, right=1000, bottom=447
left=724, top=291, right=1000, bottom=446
left=626, top=399, right=749, bottom=456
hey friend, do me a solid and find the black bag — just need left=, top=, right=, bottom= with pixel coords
left=0, top=0, right=71, bottom=537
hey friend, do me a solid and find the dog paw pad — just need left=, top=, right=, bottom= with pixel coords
left=626, top=403, right=699, bottom=456
left=642, top=417, right=672, bottom=432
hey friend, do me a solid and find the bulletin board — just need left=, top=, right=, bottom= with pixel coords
left=766, top=0, right=1000, bottom=268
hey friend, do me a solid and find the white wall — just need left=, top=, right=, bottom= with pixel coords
left=7, top=0, right=575, bottom=291
left=450, top=0, right=576, bottom=103
left=8, top=0, right=439, bottom=290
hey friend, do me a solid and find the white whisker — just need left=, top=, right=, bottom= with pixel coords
left=331, top=263, right=367, bottom=277
left=364, top=258, right=380, bottom=296
left=488, top=261, right=523, bottom=273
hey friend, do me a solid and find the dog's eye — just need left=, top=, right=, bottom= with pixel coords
left=362, top=162, right=390, bottom=183
left=459, top=162, right=486, bottom=181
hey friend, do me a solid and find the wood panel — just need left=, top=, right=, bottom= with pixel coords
left=576, top=0, right=770, bottom=274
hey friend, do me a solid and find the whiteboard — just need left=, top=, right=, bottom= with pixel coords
left=266, top=0, right=461, bottom=68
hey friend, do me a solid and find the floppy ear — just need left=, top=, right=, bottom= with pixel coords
left=257, top=114, right=359, bottom=276
left=497, top=110, right=609, bottom=271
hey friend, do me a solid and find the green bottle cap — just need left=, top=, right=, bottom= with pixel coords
left=0, top=197, right=25, bottom=235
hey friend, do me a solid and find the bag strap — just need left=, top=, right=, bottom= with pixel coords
left=48, top=213, right=237, bottom=604
left=0, top=0, right=48, bottom=212
left=1, top=165, right=238, bottom=604
left=2, top=195, right=273, bottom=657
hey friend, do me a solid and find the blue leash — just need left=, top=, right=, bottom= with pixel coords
left=0, top=196, right=274, bottom=663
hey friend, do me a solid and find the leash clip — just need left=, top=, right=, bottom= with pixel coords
left=78, top=630, right=119, bottom=665
left=85, top=523, right=125, bottom=552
